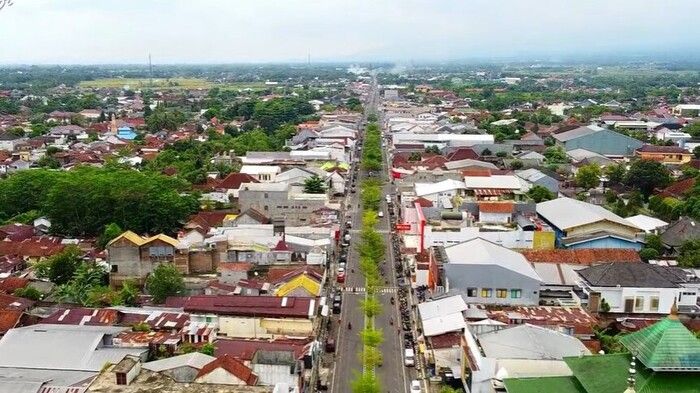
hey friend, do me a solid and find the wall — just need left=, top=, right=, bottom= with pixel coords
left=163, top=366, right=203, bottom=383
left=108, top=238, right=143, bottom=278
left=196, top=368, right=245, bottom=385
left=566, top=236, right=642, bottom=250
left=593, top=286, right=695, bottom=314
left=444, top=264, right=540, bottom=306
left=532, top=231, right=555, bottom=250
left=479, top=212, right=510, bottom=224
left=566, top=220, right=640, bottom=240
left=424, top=226, right=535, bottom=249
left=217, top=316, right=313, bottom=338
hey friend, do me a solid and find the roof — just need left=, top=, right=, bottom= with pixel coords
left=217, top=262, right=253, bottom=272
left=0, top=277, right=29, bottom=294
left=418, top=295, right=467, bottom=320
left=521, top=249, right=641, bottom=265
left=463, top=174, right=523, bottom=190
left=240, top=165, right=281, bottom=175
left=422, top=311, right=467, bottom=337
left=486, top=306, right=597, bottom=336
left=478, top=323, right=590, bottom=360
left=619, top=317, right=700, bottom=371
left=0, top=293, right=34, bottom=311
left=444, top=238, right=541, bottom=281
left=479, top=202, right=514, bottom=214
left=658, top=177, right=696, bottom=199
left=215, top=338, right=310, bottom=361
left=43, top=308, right=119, bottom=326
left=168, top=295, right=316, bottom=318
left=429, top=332, right=463, bottom=349
left=637, top=145, right=689, bottom=154
left=414, top=179, right=466, bottom=197
left=0, top=310, right=22, bottom=334
left=143, top=352, right=216, bottom=372
left=564, top=353, right=700, bottom=393
left=553, top=125, right=606, bottom=142
left=107, top=231, right=180, bottom=248
left=0, top=324, right=145, bottom=371
left=536, top=197, right=639, bottom=232
left=217, top=173, right=259, bottom=190
left=196, top=354, right=258, bottom=385
left=578, top=263, right=690, bottom=288
left=625, top=215, right=669, bottom=232
left=661, top=217, right=700, bottom=247
left=504, top=376, right=586, bottom=393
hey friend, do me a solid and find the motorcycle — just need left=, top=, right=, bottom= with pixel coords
left=347, top=322, right=352, bottom=330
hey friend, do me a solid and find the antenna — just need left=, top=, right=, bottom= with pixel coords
left=307, top=51, right=311, bottom=66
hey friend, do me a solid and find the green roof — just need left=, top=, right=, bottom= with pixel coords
left=564, top=353, right=700, bottom=393
left=619, top=317, right=700, bottom=371
left=504, top=376, right=586, bottom=393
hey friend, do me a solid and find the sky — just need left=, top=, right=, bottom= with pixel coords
left=1, top=0, right=699, bottom=64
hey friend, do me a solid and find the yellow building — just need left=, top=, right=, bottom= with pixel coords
left=635, top=145, right=693, bottom=165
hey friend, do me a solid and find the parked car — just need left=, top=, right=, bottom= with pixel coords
left=410, top=380, right=421, bottom=392
left=336, top=272, right=345, bottom=283
left=378, top=211, right=384, bottom=218
left=325, top=338, right=336, bottom=353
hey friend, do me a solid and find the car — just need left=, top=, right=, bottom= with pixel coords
left=410, top=380, right=421, bottom=393
left=378, top=211, right=384, bottom=218
left=345, top=221, right=352, bottom=229
left=337, top=267, right=345, bottom=274
left=336, top=273, right=345, bottom=283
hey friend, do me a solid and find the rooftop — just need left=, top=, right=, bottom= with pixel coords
left=578, top=263, right=693, bottom=288
left=536, top=197, right=639, bottom=232
left=443, top=238, right=541, bottom=282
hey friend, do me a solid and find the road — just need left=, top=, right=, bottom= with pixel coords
left=331, top=74, right=414, bottom=393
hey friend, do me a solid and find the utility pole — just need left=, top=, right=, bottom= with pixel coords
left=148, top=53, right=153, bottom=87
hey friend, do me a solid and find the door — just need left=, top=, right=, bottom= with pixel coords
left=624, top=298, right=634, bottom=312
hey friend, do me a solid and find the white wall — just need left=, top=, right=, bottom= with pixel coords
left=594, top=286, right=697, bottom=314
left=196, top=368, right=246, bottom=385
left=425, top=227, right=534, bottom=249
left=479, top=212, right=511, bottom=224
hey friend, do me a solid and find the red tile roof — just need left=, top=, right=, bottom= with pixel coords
left=0, top=293, right=34, bottom=311
left=118, top=310, right=189, bottom=330
left=215, top=338, right=310, bottom=361
left=196, top=354, right=258, bottom=385
left=0, top=309, right=23, bottom=334
left=462, top=168, right=493, bottom=177
left=0, top=237, right=65, bottom=258
left=479, top=202, right=514, bottom=214
left=0, top=223, right=35, bottom=241
left=658, top=177, right=696, bottom=199
left=637, top=145, right=689, bottom=154
left=168, top=295, right=315, bottom=318
left=218, top=173, right=259, bottom=190
left=413, top=197, right=434, bottom=208
left=429, top=332, right=462, bottom=349
left=43, top=308, right=120, bottom=326
left=521, top=249, right=641, bottom=265
left=486, top=305, right=597, bottom=335
left=0, top=277, right=29, bottom=294
left=268, top=266, right=323, bottom=285
left=446, top=148, right=479, bottom=161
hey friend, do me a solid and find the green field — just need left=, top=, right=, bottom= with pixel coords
left=79, top=78, right=272, bottom=91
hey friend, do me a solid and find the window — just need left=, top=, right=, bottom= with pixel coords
left=264, top=205, right=268, bottom=211
left=650, top=297, right=659, bottom=312
left=111, top=265, right=118, bottom=273
left=510, top=289, right=522, bottom=299
left=496, top=289, right=507, bottom=298
left=149, top=246, right=174, bottom=257
left=481, top=288, right=492, bottom=298
left=634, top=297, right=644, bottom=312
left=264, top=193, right=269, bottom=198
left=116, top=373, right=127, bottom=385
left=467, top=288, right=477, bottom=297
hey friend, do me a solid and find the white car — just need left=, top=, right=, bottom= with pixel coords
left=337, top=267, right=345, bottom=274
left=410, top=380, right=421, bottom=393
left=378, top=211, right=384, bottom=218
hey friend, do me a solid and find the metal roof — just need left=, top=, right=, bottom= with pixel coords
left=477, top=324, right=590, bottom=360
left=444, top=238, right=542, bottom=282
left=536, top=197, right=639, bottom=232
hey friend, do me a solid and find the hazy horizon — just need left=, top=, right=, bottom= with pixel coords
left=1, top=0, right=699, bottom=65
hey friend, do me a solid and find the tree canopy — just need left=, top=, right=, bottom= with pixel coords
left=147, top=264, right=185, bottom=303
left=624, top=159, right=672, bottom=197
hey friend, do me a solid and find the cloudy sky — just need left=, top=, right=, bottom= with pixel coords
left=0, top=0, right=698, bottom=64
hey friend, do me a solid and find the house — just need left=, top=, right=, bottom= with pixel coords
left=503, top=315, right=700, bottom=393
left=239, top=165, right=281, bottom=182
left=463, top=172, right=528, bottom=201
left=168, top=295, right=316, bottom=338
left=515, top=168, right=560, bottom=194
left=478, top=202, right=514, bottom=224
left=577, top=262, right=700, bottom=314
left=552, top=125, right=643, bottom=157
left=238, top=182, right=330, bottom=226
left=80, top=109, right=102, bottom=121
left=672, top=103, right=700, bottom=117
left=107, top=231, right=183, bottom=287
left=660, top=217, right=700, bottom=251
left=142, top=352, right=216, bottom=383
left=442, top=238, right=542, bottom=305
left=418, top=295, right=468, bottom=338
left=414, top=179, right=466, bottom=208
left=463, top=323, right=591, bottom=393
left=536, top=198, right=643, bottom=249
left=194, top=355, right=259, bottom=386
left=635, top=144, right=693, bottom=165
left=117, top=126, right=138, bottom=140
left=217, top=173, right=259, bottom=199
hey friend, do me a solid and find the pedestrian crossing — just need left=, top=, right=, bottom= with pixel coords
left=344, top=287, right=397, bottom=294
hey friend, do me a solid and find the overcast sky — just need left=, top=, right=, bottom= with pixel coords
left=1, top=0, right=699, bottom=64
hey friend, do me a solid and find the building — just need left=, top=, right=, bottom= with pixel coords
left=107, top=231, right=184, bottom=287
left=238, top=183, right=330, bottom=226
left=515, top=168, right=560, bottom=194
left=442, top=238, right=542, bottom=305
left=536, top=198, right=643, bottom=249
left=635, top=145, right=693, bottom=165
left=552, top=125, right=643, bottom=157
left=577, top=262, right=700, bottom=314
left=672, top=103, right=700, bottom=117
left=463, top=323, right=591, bottom=393
left=503, top=313, right=700, bottom=393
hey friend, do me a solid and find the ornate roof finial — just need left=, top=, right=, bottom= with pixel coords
left=623, top=356, right=637, bottom=393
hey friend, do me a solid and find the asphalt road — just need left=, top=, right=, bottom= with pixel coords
left=331, top=75, right=414, bottom=393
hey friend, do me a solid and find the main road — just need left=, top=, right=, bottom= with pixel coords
left=331, top=74, right=414, bottom=393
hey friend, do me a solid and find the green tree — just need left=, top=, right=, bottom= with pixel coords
left=146, top=264, right=185, bottom=303
left=576, top=164, right=602, bottom=190
left=359, top=296, right=382, bottom=318
left=303, top=175, right=326, bottom=194
left=98, top=222, right=123, bottom=249
left=510, top=159, right=524, bottom=170
left=639, top=247, right=660, bottom=262
left=408, top=152, right=422, bottom=161
left=56, top=262, right=109, bottom=306
left=527, top=185, right=554, bottom=203
left=13, top=286, right=43, bottom=301
left=119, top=280, right=139, bottom=306
left=360, top=327, right=384, bottom=347
left=645, top=234, right=664, bottom=253
left=678, top=240, right=700, bottom=268
left=624, top=159, right=672, bottom=197
left=694, top=146, right=700, bottom=159
left=425, top=145, right=441, bottom=155
left=543, top=146, right=567, bottom=163
left=200, top=342, right=216, bottom=356
left=40, top=246, right=83, bottom=285
left=351, top=372, right=380, bottom=393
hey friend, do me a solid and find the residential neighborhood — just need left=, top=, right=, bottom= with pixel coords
left=0, top=1, right=700, bottom=393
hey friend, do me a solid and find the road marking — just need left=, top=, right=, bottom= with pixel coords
left=344, top=287, right=398, bottom=294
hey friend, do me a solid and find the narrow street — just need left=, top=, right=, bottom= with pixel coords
left=331, top=74, right=414, bottom=393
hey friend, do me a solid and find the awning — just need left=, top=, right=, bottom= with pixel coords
left=474, top=188, right=508, bottom=196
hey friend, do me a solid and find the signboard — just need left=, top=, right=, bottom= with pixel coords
left=395, top=223, right=411, bottom=231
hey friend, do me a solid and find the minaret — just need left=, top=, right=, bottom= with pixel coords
left=669, top=299, right=679, bottom=320
left=623, top=357, right=636, bottom=393
left=110, top=113, right=117, bottom=133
